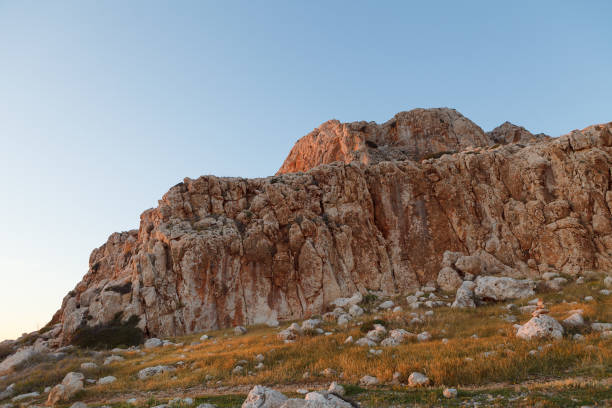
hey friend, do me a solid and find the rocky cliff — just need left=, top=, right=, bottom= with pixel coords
left=50, top=109, right=612, bottom=345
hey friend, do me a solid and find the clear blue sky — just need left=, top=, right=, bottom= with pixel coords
left=1, top=1, right=611, bottom=341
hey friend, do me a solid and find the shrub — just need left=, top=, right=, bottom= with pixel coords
left=70, top=314, right=143, bottom=349
left=359, top=293, right=378, bottom=309
left=359, top=319, right=387, bottom=333
left=422, top=150, right=455, bottom=160
left=0, top=344, right=13, bottom=362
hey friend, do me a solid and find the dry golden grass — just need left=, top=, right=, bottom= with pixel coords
left=0, top=277, right=610, bottom=407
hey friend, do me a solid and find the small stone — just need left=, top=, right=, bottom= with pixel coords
left=144, top=338, right=163, bottom=349
left=80, top=362, right=97, bottom=370
left=417, top=331, right=431, bottom=342
left=234, top=326, right=247, bottom=335
left=443, top=388, right=458, bottom=398
left=359, top=375, right=379, bottom=386
left=379, top=300, right=394, bottom=309
left=97, top=376, right=117, bottom=385
left=408, top=372, right=429, bottom=386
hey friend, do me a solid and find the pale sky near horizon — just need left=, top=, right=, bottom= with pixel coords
left=1, top=1, right=611, bottom=341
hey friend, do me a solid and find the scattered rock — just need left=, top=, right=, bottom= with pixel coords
left=328, top=382, right=345, bottom=396
left=144, top=338, right=163, bottom=349
left=474, top=276, right=535, bottom=301
left=417, top=331, right=431, bottom=342
left=517, top=315, right=564, bottom=340
left=408, top=372, right=429, bottom=386
left=11, top=392, right=40, bottom=402
left=451, top=281, right=476, bottom=308
left=103, top=355, right=125, bottom=365
left=443, top=388, right=458, bottom=398
left=242, top=385, right=287, bottom=408
left=137, top=365, right=175, bottom=380
left=455, top=255, right=482, bottom=275
left=437, top=267, right=463, bottom=292
left=0, top=347, right=37, bottom=373
left=47, top=372, right=84, bottom=405
left=359, top=375, right=379, bottom=386
left=234, top=326, right=247, bottom=335
left=379, top=300, right=394, bottom=309
left=80, top=362, right=98, bottom=370
left=97, top=376, right=117, bottom=385
left=348, top=305, right=364, bottom=317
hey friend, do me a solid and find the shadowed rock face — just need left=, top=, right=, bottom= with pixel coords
left=51, top=109, right=612, bottom=344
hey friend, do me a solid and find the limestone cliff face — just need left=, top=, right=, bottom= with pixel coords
left=52, top=110, right=612, bottom=344
left=277, top=108, right=492, bottom=175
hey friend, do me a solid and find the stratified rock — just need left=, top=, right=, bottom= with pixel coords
left=516, top=315, right=564, bottom=340
left=242, top=385, right=288, bottom=408
left=474, top=276, right=535, bottom=301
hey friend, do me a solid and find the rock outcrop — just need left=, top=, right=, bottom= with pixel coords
left=47, top=109, right=612, bottom=344
left=486, top=122, right=551, bottom=146
left=277, top=108, right=492, bottom=174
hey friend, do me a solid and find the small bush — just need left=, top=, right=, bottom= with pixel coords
left=359, top=319, right=387, bottom=333
left=0, top=344, right=13, bottom=362
left=359, top=293, right=378, bottom=309
left=70, top=314, right=143, bottom=349
left=422, top=150, right=455, bottom=160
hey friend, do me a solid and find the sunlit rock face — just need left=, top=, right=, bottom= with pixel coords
left=51, top=109, right=612, bottom=343
left=277, top=108, right=492, bottom=175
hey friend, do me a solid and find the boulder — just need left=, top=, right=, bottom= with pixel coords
left=437, top=267, right=463, bottom=292
left=443, top=388, right=458, bottom=398
left=359, top=375, right=379, bottom=386
left=137, top=365, right=175, bottom=380
left=516, top=315, right=564, bottom=340
left=0, top=347, right=37, bottom=373
left=11, top=392, right=40, bottom=402
left=328, top=382, right=345, bottom=396
left=331, top=293, right=363, bottom=308
left=234, top=326, right=247, bottom=335
left=441, top=251, right=463, bottom=267
left=451, top=281, right=476, bottom=308
left=378, top=300, right=394, bottom=309
left=242, top=385, right=288, bottom=408
left=562, top=313, right=585, bottom=328
left=97, top=376, right=117, bottom=385
left=348, top=305, right=364, bottom=317
left=408, top=372, right=429, bottom=386
left=455, top=255, right=481, bottom=275
left=144, top=338, right=163, bottom=349
left=474, top=276, right=535, bottom=301
left=47, top=372, right=84, bottom=405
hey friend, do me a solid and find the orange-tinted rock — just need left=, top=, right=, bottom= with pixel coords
left=51, top=113, right=612, bottom=343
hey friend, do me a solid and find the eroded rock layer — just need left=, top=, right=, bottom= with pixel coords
left=53, top=114, right=612, bottom=344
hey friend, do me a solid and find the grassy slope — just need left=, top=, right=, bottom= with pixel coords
left=1, top=277, right=611, bottom=407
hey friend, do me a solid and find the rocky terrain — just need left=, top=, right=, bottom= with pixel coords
left=1, top=108, right=611, bottom=407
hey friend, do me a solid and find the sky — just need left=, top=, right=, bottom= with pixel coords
left=0, top=1, right=611, bottom=341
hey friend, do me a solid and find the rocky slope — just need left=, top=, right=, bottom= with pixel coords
left=48, top=109, right=612, bottom=344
